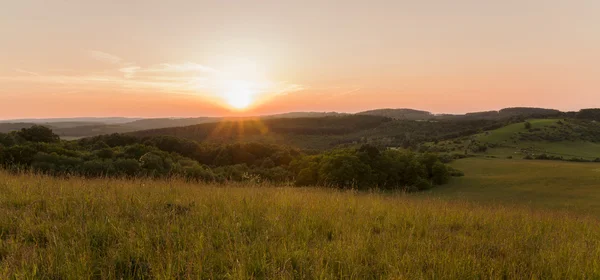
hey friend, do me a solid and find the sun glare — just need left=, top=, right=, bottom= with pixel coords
left=225, top=87, right=254, bottom=109
left=211, top=57, right=276, bottom=111
left=221, top=80, right=256, bottom=110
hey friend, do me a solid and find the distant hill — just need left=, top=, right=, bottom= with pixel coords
left=0, top=123, right=37, bottom=133
left=358, top=107, right=563, bottom=121
left=128, top=115, right=503, bottom=150
left=125, top=117, right=220, bottom=130
left=357, top=108, right=433, bottom=120
left=0, top=122, right=106, bottom=133
left=498, top=107, right=562, bottom=118
left=0, top=117, right=140, bottom=124
left=447, top=107, right=562, bottom=120
left=262, top=111, right=345, bottom=119
left=576, top=108, right=600, bottom=121
left=0, top=108, right=596, bottom=141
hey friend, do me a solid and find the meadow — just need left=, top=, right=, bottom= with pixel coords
left=2, top=171, right=600, bottom=279
left=434, top=157, right=600, bottom=216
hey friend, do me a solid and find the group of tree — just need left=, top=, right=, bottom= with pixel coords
left=290, top=145, right=458, bottom=191
left=0, top=126, right=459, bottom=191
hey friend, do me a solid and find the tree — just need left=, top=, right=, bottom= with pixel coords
left=17, top=126, right=60, bottom=143
left=318, top=152, right=372, bottom=189
left=95, top=148, right=115, bottom=159
left=139, top=152, right=169, bottom=175
left=296, top=167, right=318, bottom=186
left=0, top=133, right=16, bottom=147
left=431, top=161, right=450, bottom=185
left=114, top=159, right=142, bottom=177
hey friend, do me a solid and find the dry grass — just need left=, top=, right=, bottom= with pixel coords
left=1, top=171, right=600, bottom=279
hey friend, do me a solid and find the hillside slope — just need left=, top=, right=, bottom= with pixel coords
left=424, top=119, right=600, bottom=160
left=357, top=108, right=433, bottom=119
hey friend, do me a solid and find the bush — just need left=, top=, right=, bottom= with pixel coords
left=114, top=159, right=142, bottom=177
left=81, top=160, right=113, bottom=177
left=414, top=177, right=433, bottom=191
left=448, top=167, right=465, bottom=177
left=296, top=167, right=318, bottom=186
left=183, top=165, right=215, bottom=182
left=431, top=161, right=450, bottom=184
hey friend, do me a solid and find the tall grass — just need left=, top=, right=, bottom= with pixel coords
left=1, top=171, right=599, bottom=279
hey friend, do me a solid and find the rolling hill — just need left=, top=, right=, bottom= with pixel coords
left=357, top=108, right=433, bottom=120
left=0, top=113, right=345, bottom=139
left=358, top=107, right=563, bottom=120
left=424, top=118, right=600, bottom=160
left=128, top=115, right=505, bottom=150
left=1, top=108, right=597, bottom=142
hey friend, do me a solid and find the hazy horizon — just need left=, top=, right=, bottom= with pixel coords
left=2, top=0, right=599, bottom=118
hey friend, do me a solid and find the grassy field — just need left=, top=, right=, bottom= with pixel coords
left=475, top=119, right=560, bottom=143
left=434, top=157, right=600, bottom=216
left=2, top=172, right=600, bottom=279
left=477, top=119, right=600, bottom=159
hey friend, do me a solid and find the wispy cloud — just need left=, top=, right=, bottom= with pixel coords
left=119, top=62, right=217, bottom=79
left=118, top=66, right=141, bottom=79
left=153, top=62, right=217, bottom=73
left=87, top=50, right=122, bottom=64
left=2, top=51, right=304, bottom=103
left=14, top=69, right=40, bottom=76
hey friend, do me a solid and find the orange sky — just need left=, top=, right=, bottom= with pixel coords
left=1, top=0, right=599, bottom=119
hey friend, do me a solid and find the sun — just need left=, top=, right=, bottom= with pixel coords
left=221, top=80, right=256, bottom=110
left=225, top=87, right=254, bottom=109
left=210, top=58, right=274, bottom=110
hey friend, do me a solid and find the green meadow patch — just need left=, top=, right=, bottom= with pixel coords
left=433, top=158, right=600, bottom=216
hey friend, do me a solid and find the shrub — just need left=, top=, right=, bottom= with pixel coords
left=81, top=160, right=113, bottom=177
left=183, top=165, right=215, bottom=182
left=114, top=159, right=142, bottom=177
left=431, top=161, right=450, bottom=184
left=448, top=167, right=465, bottom=177
left=414, top=177, right=433, bottom=191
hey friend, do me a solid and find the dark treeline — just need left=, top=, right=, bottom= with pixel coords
left=0, top=126, right=458, bottom=191
left=576, top=109, right=600, bottom=121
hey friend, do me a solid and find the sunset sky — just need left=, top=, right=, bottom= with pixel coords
left=1, top=0, right=599, bottom=119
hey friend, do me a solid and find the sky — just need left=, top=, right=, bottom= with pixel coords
left=1, top=0, right=599, bottom=119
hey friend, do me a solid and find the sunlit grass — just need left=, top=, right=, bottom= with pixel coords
left=436, top=158, right=600, bottom=216
left=1, top=171, right=600, bottom=278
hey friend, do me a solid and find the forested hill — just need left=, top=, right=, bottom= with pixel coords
left=357, top=109, right=433, bottom=120
left=358, top=107, right=564, bottom=120
left=2, top=108, right=597, bottom=140
left=129, top=115, right=505, bottom=150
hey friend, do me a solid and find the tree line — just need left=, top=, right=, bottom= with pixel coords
left=0, top=126, right=459, bottom=191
